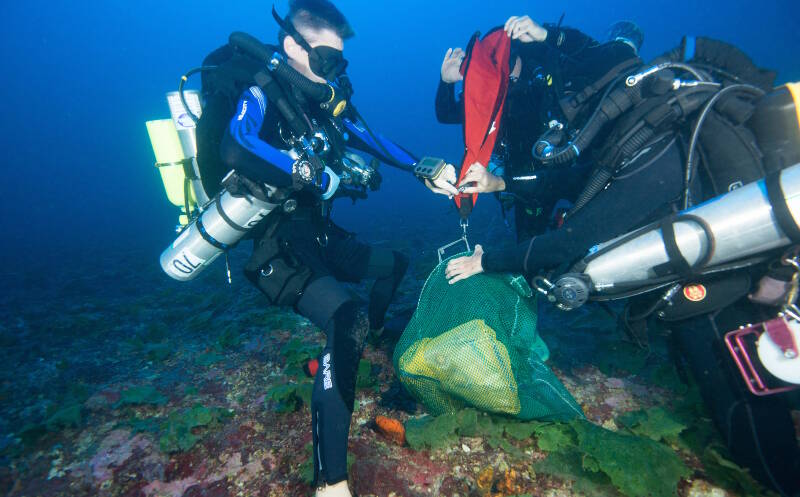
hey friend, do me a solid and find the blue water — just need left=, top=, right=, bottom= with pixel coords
left=1, top=0, right=798, bottom=268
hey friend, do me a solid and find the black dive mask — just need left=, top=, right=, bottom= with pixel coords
left=273, top=6, right=349, bottom=81
left=309, top=45, right=348, bottom=81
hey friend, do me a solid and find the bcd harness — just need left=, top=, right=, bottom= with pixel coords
left=184, top=32, right=386, bottom=220
left=529, top=37, right=784, bottom=223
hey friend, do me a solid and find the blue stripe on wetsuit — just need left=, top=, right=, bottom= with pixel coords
left=228, top=86, right=416, bottom=191
left=228, top=86, right=296, bottom=180
left=342, top=118, right=417, bottom=169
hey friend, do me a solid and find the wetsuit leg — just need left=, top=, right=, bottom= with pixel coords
left=363, top=249, right=409, bottom=330
left=323, top=224, right=409, bottom=330
left=672, top=308, right=800, bottom=496
left=298, top=286, right=369, bottom=486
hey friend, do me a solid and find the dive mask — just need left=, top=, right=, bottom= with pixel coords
left=309, top=45, right=348, bottom=81
left=272, top=6, right=349, bottom=81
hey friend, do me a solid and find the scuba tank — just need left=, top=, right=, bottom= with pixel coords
left=146, top=90, right=210, bottom=226
left=579, top=161, right=800, bottom=292
left=160, top=173, right=279, bottom=281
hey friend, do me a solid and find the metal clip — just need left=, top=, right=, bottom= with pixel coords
left=626, top=65, right=661, bottom=87
left=532, top=276, right=556, bottom=298
left=437, top=219, right=471, bottom=263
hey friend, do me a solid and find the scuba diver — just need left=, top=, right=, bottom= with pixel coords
left=147, top=1, right=455, bottom=495
left=220, top=4, right=414, bottom=495
left=440, top=20, right=800, bottom=496
left=432, top=16, right=644, bottom=241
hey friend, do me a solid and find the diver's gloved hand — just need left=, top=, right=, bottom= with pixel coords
left=458, top=162, right=506, bottom=194
left=445, top=244, right=485, bottom=284
left=424, top=163, right=459, bottom=198
left=441, top=48, right=466, bottom=84
left=504, top=15, right=548, bottom=43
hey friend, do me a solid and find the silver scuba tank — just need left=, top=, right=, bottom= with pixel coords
left=582, top=162, right=800, bottom=291
left=160, top=174, right=279, bottom=281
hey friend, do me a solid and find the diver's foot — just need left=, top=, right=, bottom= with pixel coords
left=315, top=481, right=352, bottom=497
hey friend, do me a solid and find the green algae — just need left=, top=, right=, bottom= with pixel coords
left=281, top=338, right=321, bottom=373
left=159, top=405, right=232, bottom=452
left=145, top=343, right=173, bottom=362
left=404, top=409, right=536, bottom=451
left=535, top=449, right=619, bottom=496
left=215, top=324, right=242, bottom=351
left=572, top=419, right=690, bottom=497
left=45, top=404, right=82, bottom=430
left=405, top=409, right=691, bottom=497
left=115, top=385, right=168, bottom=407
left=702, top=445, right=779, bottom=497
left=128, top=404, right=233, bottom=453
left=266, top=379, right=313, bottom=413
left=617, top=406, right=687, bottom=442
left=356, top=359, right=377, bottom=389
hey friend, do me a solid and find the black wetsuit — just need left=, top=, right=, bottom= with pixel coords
left=435, top=26, right=638, bottom=241
left=222, top=84, right=414, bottom=486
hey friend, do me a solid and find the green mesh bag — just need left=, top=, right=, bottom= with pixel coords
left=393, top=254, right=584, bottom=421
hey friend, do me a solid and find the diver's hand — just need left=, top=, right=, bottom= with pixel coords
left=504, top=16, right=548, bottom=43
left=424, top=163, right=459, bottom=197
left=458, top=162, right=506, bottom=194
left=441, top=48, right=465, bottom=84
left=445, top=245, right=485, bottom=284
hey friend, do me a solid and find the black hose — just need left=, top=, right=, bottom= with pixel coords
left=533, top=62, right=711, bottom=168
left=567, top=165, right=614, bottom=216
left=268, top=58, right=333, bottom=103
left=228, top=32, right=335, bottom=104
left=533, top=82, right=643, bottom=166
left=228, top=32, right=274, bottom=65
left=682, top=83, right=765, bottom=208
left=567, top=125, right=655, bottom=218
left=178, top=66, right=218, bottom=123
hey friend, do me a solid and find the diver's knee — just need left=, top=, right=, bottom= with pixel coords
left=297, top=276, right=352, bottom=331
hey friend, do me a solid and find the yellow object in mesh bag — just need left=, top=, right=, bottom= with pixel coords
left=398, top=319, right=521, bottom=415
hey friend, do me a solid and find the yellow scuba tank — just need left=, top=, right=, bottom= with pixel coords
left=146, top=90, right=209, bottom=226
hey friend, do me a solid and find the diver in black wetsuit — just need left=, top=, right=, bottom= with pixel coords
left=216, top=2, right=433, bottom=495
left=432, top=17, right=642, bottom=241
left=442, top=26, right=800, bottom=496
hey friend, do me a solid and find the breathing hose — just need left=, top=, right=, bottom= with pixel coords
left=178, top=66, right=218, bottom=123
left=533, top=82, right=643, bottom=166
left=228, top=32, right=336, bottom=105
left=682, top=83, right=765, bottom=208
